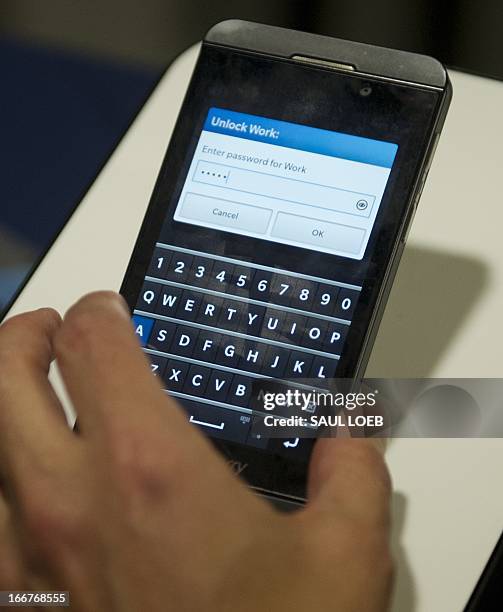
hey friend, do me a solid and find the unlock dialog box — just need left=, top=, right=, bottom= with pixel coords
left=173, top=108, right=398, bottom=260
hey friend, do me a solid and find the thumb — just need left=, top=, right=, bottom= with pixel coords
left=306, top=435, right=391, bottom=527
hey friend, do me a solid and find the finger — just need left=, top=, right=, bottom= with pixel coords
left=0, top=309, right=73, bottom=481
left=54, top=292, right=208, bottom=443
left=306, top=436, right=391, bottom=527
left=53, top=292, right=267, bottom=513
left=0, top=493, right=23, bottom=589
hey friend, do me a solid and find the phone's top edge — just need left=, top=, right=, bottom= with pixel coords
left=204, top=19, right=448, bottom=89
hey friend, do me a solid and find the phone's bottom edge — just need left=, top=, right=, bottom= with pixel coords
left=252, top=486, right=306, bottom=512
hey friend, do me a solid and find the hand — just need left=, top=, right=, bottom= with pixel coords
left=0, top=292, right=393, bottom=612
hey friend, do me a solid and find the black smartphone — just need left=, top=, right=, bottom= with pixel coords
left=121, top=20, right=452, bottom=505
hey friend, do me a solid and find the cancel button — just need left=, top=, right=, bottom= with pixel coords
left=179, top=192, right=272, bottom=234
left=213, top=207, right=239, bottom=220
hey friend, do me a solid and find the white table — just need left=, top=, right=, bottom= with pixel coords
left=6, top=45, right=503, bottom=612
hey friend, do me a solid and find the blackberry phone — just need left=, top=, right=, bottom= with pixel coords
left=121, top=20, right=452, bottom=505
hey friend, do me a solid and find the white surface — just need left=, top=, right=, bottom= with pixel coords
left=6, top=45, right=503, bottom=612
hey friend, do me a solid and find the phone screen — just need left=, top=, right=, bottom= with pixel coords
left=122, top=44, right=441, bottom=487
left=173, top=107, right=397, bottom=260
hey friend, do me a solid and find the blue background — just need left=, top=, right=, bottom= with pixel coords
left=0, top=39, right=160, bottom=316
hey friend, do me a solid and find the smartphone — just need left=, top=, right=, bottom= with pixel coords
left=121, top=20, right=452, bottom=505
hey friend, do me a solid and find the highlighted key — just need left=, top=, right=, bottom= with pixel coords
left=132, top=315, right=154, bottom=346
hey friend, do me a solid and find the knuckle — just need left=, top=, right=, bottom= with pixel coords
left=106, top=425, right=173, bottom=500
left=20, top=487, right=86, bottom=560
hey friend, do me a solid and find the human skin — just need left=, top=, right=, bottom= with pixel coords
left=0, top=292, right=393, bottom=612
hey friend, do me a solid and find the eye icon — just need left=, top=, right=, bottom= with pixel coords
left=356, top=199, right=369, bottom=211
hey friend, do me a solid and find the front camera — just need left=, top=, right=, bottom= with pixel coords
left=359, top=85, right=373, bottom=97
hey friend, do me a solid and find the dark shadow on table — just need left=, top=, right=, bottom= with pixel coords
left=367, top=244, right=490, bottom=378
left=369, top=246, right=490, bottom=610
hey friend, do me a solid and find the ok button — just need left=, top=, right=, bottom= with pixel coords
left=271, top=212, right=366, bottom=255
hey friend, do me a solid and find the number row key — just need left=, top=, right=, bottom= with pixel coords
left=146, top=247, right=359, bottom=318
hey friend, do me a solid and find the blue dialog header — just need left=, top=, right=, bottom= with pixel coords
left=203, top=107, right=398, bottom=169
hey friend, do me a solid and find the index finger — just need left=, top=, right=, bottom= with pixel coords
left=54, top=292, right=207, bottom=445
